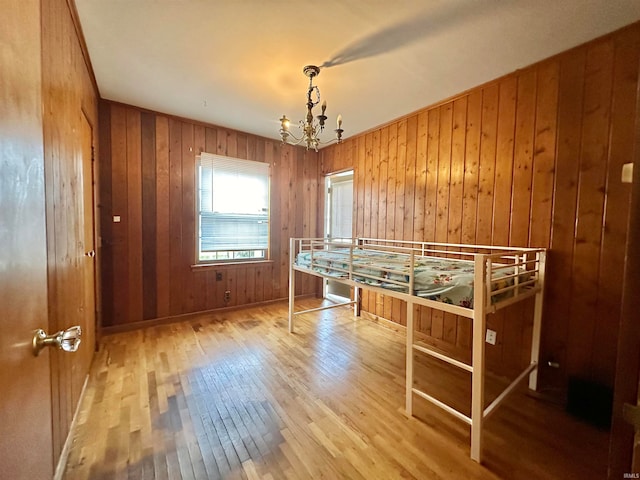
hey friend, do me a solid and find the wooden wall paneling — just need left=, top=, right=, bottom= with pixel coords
left=288, top=146, right=300, bottom=299
left=226, top=130, right=237, bottom=158
left=216, top=126, right=227, bottom=155
left=444, top=100, right=466, bottom=346
left=592, top=27, right=639, bottom=385
left=266, top=141, right=279, bottom=300
left=236, top=267, right=247, bottom=305
left=278, top=143, right=291, bottom=299
left=462, top=90, right=482, bottom=246
left=387, top=122, right=404, bottom=323
left=237, top=132, right=248, bottom=159
left=156, top=116, right=171, bottom=318
left=304, top=151, right=319, bottom=293
left=529, top=61, right=559, bottom=249
left=126, top=109, right=143, bottom=323
left=448, top=98, right=466, bottom=247
left=395, top=119, right=408, bottom=243
left=503, top=69, right=537, bottom=371
left=542, top=49, right=586, bottom=388
left=403, top=116, right=417, bottom=243
left=205, top=270, right=218, bottom=311
left=493, top=78, right=517, bottom=246
left=362, top=134, right=374, bottom=311
left=293, top=148, right=304, bottom=296
left=431, top=104, right=453, bottom=341
left=376, top=127, right=389, bottom=318
left=371, top=130, right=381, bottom=244
left=192, top=125, right=207, bottom=312
left=384, top=125, right=398, bottom=321
left=414, top=112, right=428, bottom=243
left=99, top=104, right=114, bottom=325
left=363, top=133, right=374, bottom=239
left=168, top=119, right=183, bottom=316
left=409, top=118, right=425, bottom=332
left=457, top=91, right=481, bottom=350
left=141, top=112, right=157, bottom=320
left=300, top=150, right=311, bottom=294
left=419, top=109, right=441, bottom=336
left=476, top=85, right=499, bottom=245
left=203, top=127, right=219, bottom=310
left=476, top=84, right=502, bottom=368
left=566, top=39, right=614, bottom=383
left=396, top=119, right=409, bottom=325
left=110, top=105, right=129, bottom=325
left=487, top=78, right=517, bottom=365
left=510, top=69, right=537, bottom=247
left=180, top=122, right=195, bottom=313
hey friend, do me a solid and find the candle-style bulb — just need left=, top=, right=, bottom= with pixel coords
left=321, top=101, right=327, bottom=114
left=337, top=114, right=342, bottom=128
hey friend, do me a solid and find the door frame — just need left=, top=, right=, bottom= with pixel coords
left=324, top=170, right=354, bottom=299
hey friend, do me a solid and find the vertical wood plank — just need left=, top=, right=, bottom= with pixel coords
left=155, top=116, right=171, bottom=318
left=111, top=105, right=129, bottom=324
left=529, top=61, right=559, bottom=249
left=181, top=123, right=195, bottom=312
left=168, top=118, right=183, bottom=315
left=493, top=78, right=517, bottom=247
left=141, top=112, right=157, bottom=320
left=476, top=85, right=498, bottom=246
left=509, top=69, right=537, bottom=247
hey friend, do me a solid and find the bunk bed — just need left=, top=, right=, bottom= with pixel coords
left=288, top=237, right=546, bottom=463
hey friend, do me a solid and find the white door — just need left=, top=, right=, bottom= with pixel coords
left=325, top=171, right=353, bottom=299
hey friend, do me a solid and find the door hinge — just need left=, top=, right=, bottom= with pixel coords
left=623, top=403, right=640, bottom=429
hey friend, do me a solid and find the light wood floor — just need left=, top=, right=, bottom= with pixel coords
left=63, top=299, right=609, bottom=479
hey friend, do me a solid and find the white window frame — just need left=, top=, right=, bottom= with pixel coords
left=196, top=152, right=270, bottom=264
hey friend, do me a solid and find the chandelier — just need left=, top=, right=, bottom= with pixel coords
left=279, top=65, right=344, bottom=151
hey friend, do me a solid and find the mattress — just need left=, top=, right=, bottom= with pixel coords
left=295, top=249, right=523, bottom=308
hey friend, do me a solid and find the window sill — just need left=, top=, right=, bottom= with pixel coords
left=191, top=259, right=274, bottom=270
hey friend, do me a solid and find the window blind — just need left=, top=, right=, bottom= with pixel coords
left=198, top=152, right=269, bottom=255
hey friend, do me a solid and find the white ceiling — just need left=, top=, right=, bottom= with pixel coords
left=75, top=0, right=640, bottom=145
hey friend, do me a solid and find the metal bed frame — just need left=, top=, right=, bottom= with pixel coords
left=288, top=237, right=546, bottom=463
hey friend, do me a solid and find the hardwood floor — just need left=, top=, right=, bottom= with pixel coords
left=63, top=299, right=609, bottom=479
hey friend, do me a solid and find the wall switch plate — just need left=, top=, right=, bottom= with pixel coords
left=486, top=329, right=497, bottom=345
left=216, top=272, right=223, bottom=281
left=113, top=215, right=121, bottom=223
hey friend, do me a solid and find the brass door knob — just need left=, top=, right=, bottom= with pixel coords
left=32, top=326, right=82, bottom=356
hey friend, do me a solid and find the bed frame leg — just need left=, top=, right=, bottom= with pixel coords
left=471, top=256, right=487, bottom=463
left=529, top=250, right=546, bottom=390
left=406, top=301, right=414, bottom=417
left=289, top=238, right=296, bottom=333
left=471, top=310, right=486, bottom=463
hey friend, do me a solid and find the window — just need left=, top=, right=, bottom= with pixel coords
left=197, top=152, right=269, bottom=262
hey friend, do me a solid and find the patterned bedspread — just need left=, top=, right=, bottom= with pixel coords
left=295, top=249, right=519, bottom=308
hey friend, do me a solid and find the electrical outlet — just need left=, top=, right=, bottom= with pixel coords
left=485, top=329, right=497, bottom=345
left=224, top=290, right=231, bottom=302
left=216, top=272, right=223, bottom=281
